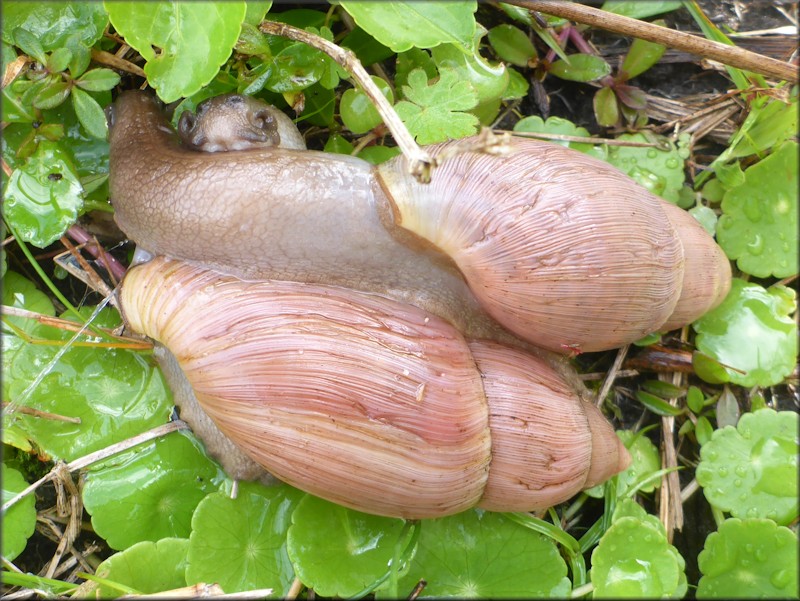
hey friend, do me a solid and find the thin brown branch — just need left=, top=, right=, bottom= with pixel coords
left=90, top=48, right=145, bottom=78
left=506, top=0, right=798, bottom=83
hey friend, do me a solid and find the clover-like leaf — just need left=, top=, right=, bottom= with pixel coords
left=1, top=464, right=37, bottom=561
left=394, top=67, right=479, bottom=144
left=431, top=31, right=508, bottom=107
left=339, top=2, right=477, bottom=53
left=716, top=141, right=798, bottom=278
left=94, top=538, right=190, bottom=597
left=605, top=132, right=688, bottom=204
left=4, top=306, right=174, bottom=461
left=591, top=506, right=687, bottom=598
left=105, top=2, right=247, bottom=103
left=697, top=518, right=798, bottom=598
left=83, top=431, right=224, bottom=550
left=287, top=495, right=409, bottom=598
left=696, top=409, right=798, bottom=525
left=3, top=140, right=83, bottom=247
left=692, top=279, right=797, bottom=387
left=185, top=481, right=303, bottom=595
left=395, top=509, right=570, bottom=598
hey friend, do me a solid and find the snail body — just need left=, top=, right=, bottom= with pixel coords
left=109, top=91, right=731, bottom=354
left=120, top=257, right=629, bottom=518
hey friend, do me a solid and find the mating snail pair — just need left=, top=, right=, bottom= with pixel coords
left=109, top=91, right=731, bottom=518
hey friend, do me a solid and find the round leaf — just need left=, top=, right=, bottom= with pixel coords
left=1, top=464, right=37, bottom=561
left=185, top=481, right=303, bottom=595
left=83, top=431, right=224, bottom=550
left=696, top=409, right=798, bottom=525
left=716, top=141, right=798, bottom=278
left=396, top=509, right=570, bottom=598
left=697, top=518, right=798, bottom=598
left=287, top=495, right=408, bottom=598
left=591, top=516, right=687, bottom=598
left=692, top=279, right=797, bottom=387
left=340, top=75, right=394, bottom=134
left=3, top=140, right=83, bottom=247
left=94, top=538, right=189, bottom=597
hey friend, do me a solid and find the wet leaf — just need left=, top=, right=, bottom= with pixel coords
left=716, top=141, right=798, bottom=278
left=287, top=495, right=409, bottom=598
left=94, top=538, right=189, bottom=597
left=106, top=2, right=247, bottom=103
left=696, top=409, right=798, bottom=525
left=1, top=464, right=37, bottom=561
left=605, top=132, right=687, bottom=203
left=340, top=75, right=394, bottom=134
left=689, top=204, right=718, bottom=235
left=591, top=500, right=687, bottom=598
left=3, top=2, right=108, bottom=55
left=4, top=305, right=174, bottom=461
left=586, top=430, right=661, bottom=497
left=264, top=41, right=326, bottom=94
left=339, top=2, right=477, bottom=53
left=82, top=431, right=224, bottom=550
left=185, top=481, right=302, bottom=595
left=396, top=509, right=570, bottom=598
left=395, top=67, right=479, bottom=144
left=697, top=518, right=798, bottom=598
left=692, top=279, right=797, bottom=387
left=3, top=140, right=82, bottom=247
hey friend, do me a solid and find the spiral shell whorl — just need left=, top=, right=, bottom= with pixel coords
left=377, top=140, right=686, bottom=352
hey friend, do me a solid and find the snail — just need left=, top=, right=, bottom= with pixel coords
left=120, top=256, right=630, bottom=518
left=108, top=91, right=731, bottom=354
left=108, top=91, right=730, bottom=518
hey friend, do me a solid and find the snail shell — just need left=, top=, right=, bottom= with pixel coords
left=108, top=91, right=731, bottom=354
left=120, top=257, right=630, bottom=519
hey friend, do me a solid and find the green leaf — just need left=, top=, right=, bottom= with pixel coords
left=340, top=76, right=394, bottom=134
left=3, top=2, right=108, bottom=54
left=31, top=79, right=71, bottom=111
left=2, top=140, right=83, bottom=247
left=394, top=67, right=479, bottom=144
left=723, top=97, right=798, bottom=161
left=549, top=54, right=611, bottom=82
left=4, top=306, right=174, bottom=461
left=601, top=1, right=682, bottom=19
left=686, top=385, right=705, bottom=414
left=696, top=409, right=798, bottom=525
left=591, top=513, right=687, bottom=598
left=605, top=132, right=688, bottom=204
left=396, top=509, right=570, bottom=598
left=636, top=390, right=683, bottom=416
left=358, top=145, right=401, bottom=165
left=586, top=430, right=661, bottom=498
left=76, top=68, right=122, bottom=92
left=264, top=41, right=326, bottom=94
left=185, top=481, right=303, bottom=595
left=11, top=27, right=46, bottom=63
left=689, top=204, right=718, bottom=235
left=82, top=431, right=224, bottom=550
left=488, top=24, right=537, bottom=67
left=513, top=115, right=607, bottom=159
left=697, top=518, right=798, bottom=598
left=71, top=88, right=108, bottom=139
left=244, top=1, right=272, bottom=26
left=594, top=86, right=619, bottom=127
left=621, top=36, right=666, bottom=79
left=502, top=68, right=529, bottom=101
left=716, top=141, right=798, bottom=278
left=105, top=1, right=247, bottom=103
left=287, top=495, right=409, bottom=598
left=1, top=464, right=37, bottom=561
left=692, top=279, right=797, bottom=387
left=46, top=47, right=73, bottom=74
left=94, top=538, right=190, bottom=597
left=339, top=1, right=477, bottom=53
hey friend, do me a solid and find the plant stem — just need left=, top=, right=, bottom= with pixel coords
left=506, top=0, right=798, bottom=83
